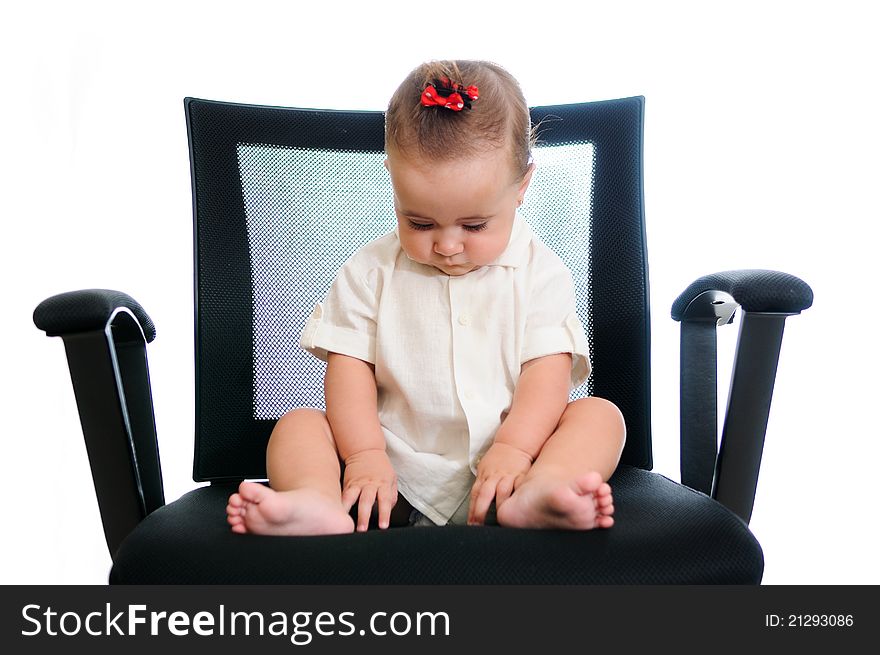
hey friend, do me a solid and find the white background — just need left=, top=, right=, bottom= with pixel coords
left=2, top=0, right=877, bottom=584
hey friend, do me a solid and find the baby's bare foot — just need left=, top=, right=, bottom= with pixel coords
left=226, top=481, right=354, bottom=536
left=495, top=471, right=615, bottom=530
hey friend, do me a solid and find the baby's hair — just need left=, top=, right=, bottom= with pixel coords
left=385, top=60, right=536, bottom=182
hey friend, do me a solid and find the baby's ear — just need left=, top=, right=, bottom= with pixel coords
left=518, top=162, right=536, bottom=194
left=383, top=159, right=390, bottom=171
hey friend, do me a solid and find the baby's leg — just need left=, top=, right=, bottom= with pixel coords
left=226, top=409, right=354, bottom=536
left=496, top=397, right=625, bottom=530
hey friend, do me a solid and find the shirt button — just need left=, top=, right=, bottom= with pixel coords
left=458, top=314, right=471, bottom=326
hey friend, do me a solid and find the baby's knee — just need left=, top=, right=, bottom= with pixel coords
left=565, top=397, right=626, bottom=445
left=271, top=408, right=334, bottom=444
left=277, top=407, right=326, bottom=425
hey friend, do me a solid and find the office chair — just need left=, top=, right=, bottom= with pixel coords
left=33, top=96, right=813, bottom=583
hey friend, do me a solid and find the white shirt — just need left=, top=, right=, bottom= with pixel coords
left=300, top=216, right=591, bottom=525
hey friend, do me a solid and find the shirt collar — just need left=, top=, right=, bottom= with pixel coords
left=490, top=214, right=531, bottom=268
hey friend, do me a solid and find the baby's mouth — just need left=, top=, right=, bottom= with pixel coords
left=437, top=260, right=479, bottom=276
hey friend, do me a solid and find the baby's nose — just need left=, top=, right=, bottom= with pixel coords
left=434, top=239, right=464, bottom=256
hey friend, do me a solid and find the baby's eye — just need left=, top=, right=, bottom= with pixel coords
left=463, top=223, right=488, bottom=232
left=407, top=220, right=433, bottom=231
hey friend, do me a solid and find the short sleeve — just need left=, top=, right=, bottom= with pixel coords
left=299, top=251, right=380, bottom=365
left=521, top=246, right=592, bottom=389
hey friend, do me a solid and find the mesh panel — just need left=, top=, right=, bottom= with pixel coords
left=238, top=145, right=393, bottom=418
left=238, top=142, right=596, bottom=420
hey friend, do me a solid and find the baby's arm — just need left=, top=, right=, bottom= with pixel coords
left=495, top=353, right=573, bottom=457
left=468, top=353, right=572, bottom=523
left=325, top=352, right=397, bottom=530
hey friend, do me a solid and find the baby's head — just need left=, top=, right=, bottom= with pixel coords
left=385, top=60, right=535, bottom=276
left=385, top=59, right=534, bottom=183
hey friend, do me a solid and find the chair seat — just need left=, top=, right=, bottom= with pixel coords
left=110, top=466, right=762, bottom=584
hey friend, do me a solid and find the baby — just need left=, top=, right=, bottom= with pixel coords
left=226, top=59, right=626, bottom=535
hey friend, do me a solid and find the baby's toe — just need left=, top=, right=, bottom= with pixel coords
left=596, top=515, right=614, bottom=529
left=238, top=480, right=269, bottom=503
left=574, top=472, right=603, bottom=495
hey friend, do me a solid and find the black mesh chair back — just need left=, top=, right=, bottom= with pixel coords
left=186, top=96, right=651, bottom=482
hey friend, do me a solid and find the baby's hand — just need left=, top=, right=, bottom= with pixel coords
left=468, top=442, right=533, bottom=525
left=341, top=448, right=398, bottom=531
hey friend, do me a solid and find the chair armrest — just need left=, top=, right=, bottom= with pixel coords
left=34, top=289, right=164, bottom=558
left=34, top=288, right=157, bottom=343
left=672, top=270, right=813, bottom=523
left=671, top=269, right=813, bottom=320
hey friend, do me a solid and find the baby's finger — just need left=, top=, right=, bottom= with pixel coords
left=376, top=485, right=396, bottom=529
left=467, top=479, right=484, bottom=524
left=495, top=476, right=515, bottom=508
left=470, top=478, right=499, bottom=525
left=356, top=485, right=378, bottom=532
left=340, top=484, right=362, bottom=513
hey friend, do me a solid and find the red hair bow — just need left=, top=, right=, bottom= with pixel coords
left=421, top=79, right=479, bottom=112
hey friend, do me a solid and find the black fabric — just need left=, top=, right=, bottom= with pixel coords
left=110, top=466, right=762, bottom=584
left=671, top=269, right=813, bottom=321
left=679, top=321, right=719, bottom=494
left=185, top=96, right=652, bottom=481
left=33, top=289, right=156, bottom=343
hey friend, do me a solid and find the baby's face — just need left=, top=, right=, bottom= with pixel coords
left=385, top=149, right=533, bottom=276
